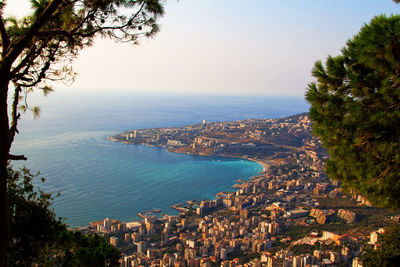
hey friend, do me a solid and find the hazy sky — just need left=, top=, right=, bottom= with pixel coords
left=5, top=0, right=400, bottom=96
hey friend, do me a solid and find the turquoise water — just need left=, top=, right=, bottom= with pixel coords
left=11, top=92, right=308, bottom=227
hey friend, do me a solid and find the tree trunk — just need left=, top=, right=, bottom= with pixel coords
left=0, top=73, right=11, bottom=267
left=0, top=165, right=8, bottom=267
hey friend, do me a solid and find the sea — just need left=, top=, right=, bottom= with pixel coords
left=11, top=91, right=309, bottom=227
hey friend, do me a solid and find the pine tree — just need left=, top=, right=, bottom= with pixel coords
left=0, top=1, right=164, bottom=265
left=306, top=15, right=400, bottom=210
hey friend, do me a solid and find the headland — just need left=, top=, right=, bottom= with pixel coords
left=108, top=113, right=325, bottom=171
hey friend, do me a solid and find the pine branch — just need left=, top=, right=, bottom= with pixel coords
left=10, top=44, right=42, bottom=78
left=5, top=0, right=63, bottom=65
left=9, top=83, right=21, bottom=141
left=0, top=14, right=10, bottom=55
left=8, top=154, right=27, bottom=161
left=18, top=43, right=60, bottom=88
left=37, top=1, right=146, bottom=40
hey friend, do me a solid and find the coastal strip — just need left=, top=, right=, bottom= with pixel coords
left=71, top=114, right=387, bottom=267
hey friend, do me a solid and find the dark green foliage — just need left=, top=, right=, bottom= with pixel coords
left=7, top=167, right=120, bottom=266
left=48, top=231, right=121, bottom=267
left=360, top=224, right=400, bottom=266
left=306, top=15, right=400, bottom=209
left=290, top=244, right=315, bottom=256
left=7, top=166, right=64, bottom=265
left=1, top=1, right=165, bottom=266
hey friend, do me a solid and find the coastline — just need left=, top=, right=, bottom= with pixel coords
left=114, top=137, right=270, bottom=173
left=109, top=135, right=268, bottom=173
left=92, top=113, right=314, bottom=228
left=17, top=95, right=310, bottom=229
left=77, top=143, right=266, bottom=228
left=73, top=142, right=264, bottom=228
left=247, top=158, right=270, bottom=173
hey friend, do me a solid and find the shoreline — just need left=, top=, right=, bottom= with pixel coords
left=247, top=158, right=270, bottom=173
left=75, top=143, right=265, bottom=229
left=109, top=135, right=268, bottom=172
left=110, top=136, right=269, bottom=172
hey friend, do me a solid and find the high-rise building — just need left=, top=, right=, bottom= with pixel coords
left=184, top=248, right=196, bottom=261
left=181, top=218, right=187, bottom=229
left=139, top=226, right=145, bottom=236
left=131, top=232, right=140, bottom=242
left=104, top=218, right=112, bottom=230
left=220, top=248, right=227, bottom=260
left=124, top=233, right=131, bottom=243
left=240, top=209, right=249, bottom=219
left=161, top=229, right=169, bottom=245
left=136, top=241, right=146, bottom=254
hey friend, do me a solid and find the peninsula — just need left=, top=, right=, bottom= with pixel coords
left=109, top=113, right=326, bottom=171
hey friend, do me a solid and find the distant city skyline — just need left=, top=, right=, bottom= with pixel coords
left=5, top=0, right=400, bottom=96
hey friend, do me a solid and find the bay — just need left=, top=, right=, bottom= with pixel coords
left=11, top=91, right=308, bottom=227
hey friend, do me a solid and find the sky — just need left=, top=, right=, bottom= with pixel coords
left=4, top=0, right=400, bottom=96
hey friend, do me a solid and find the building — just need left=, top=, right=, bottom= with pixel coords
left=109, top=236, right=119, bottom=246
left=352, top=257, right=363, bottom=267
left=369, top=228, right=385, bottom=245
left=136, top=241, right=146, bottom=254
left=126, top=221, right=142, bottom=231
left=104, top=218, right=112, bottom=230
left=285, top=209, right=309, bottom=219
left=337, top=209, right=356, bottom=224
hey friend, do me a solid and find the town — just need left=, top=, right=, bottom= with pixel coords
left=109, top=113, right=322, bottom=162
left=76, top=114, right=398, bottom=267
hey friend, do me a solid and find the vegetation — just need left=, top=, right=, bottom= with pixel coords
left=289, top=244, right=315, bottom=256
left=7, top=166, right=63, bottom=265
left=1, top=1, right=399, bottom=266
left=226, top=250, right=259, bottom=264
left=306, top=14, right=400, bottom=210
left=306, top=12, right=400, bottom=266
left=0, top=0, right=164, bottom=265
left=360, top=224, right=400, bottom=267
left=7, top=166, right=120, bottom=266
